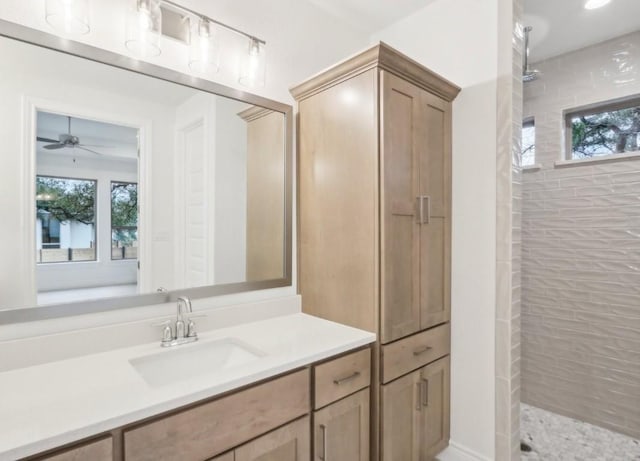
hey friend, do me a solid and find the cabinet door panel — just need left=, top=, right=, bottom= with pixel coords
left=419, top=93, right=449, bottom=218
left=380, top=70, right=422, bottom=343
left=32, top=437, right=111, bottom=461
left=313, top=388, right=369, bottom=461
left=235, top=416, right=309, bottom=461
left=209, top=453, right=234, bottom=461
left=124, top=369, right=309, bottom=461
left=381, top=371, right=420, bottom=461
left=419, top=356, right=450, bottom=459
left=420, top=218, right=449, bottom=328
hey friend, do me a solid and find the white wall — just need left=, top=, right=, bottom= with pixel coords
left=214, top=98, right=249, bottom=284
left=372, top=1, right=498, bottom=459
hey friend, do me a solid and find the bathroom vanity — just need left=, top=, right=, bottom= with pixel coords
left=0, top=314, right=375, bottom=461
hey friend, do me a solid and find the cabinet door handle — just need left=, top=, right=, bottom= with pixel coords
left=422, top=379, right=429, bottom=407
left=416, top=196, right=424, bottom=224
left=413, top=345, right=433, bottom=356
left=416, top=382, right=423, bottom=411
left=319, top=424, right=328, bottom=460
left=422, top=195, right=431, bottom=224
left=333, top=371, right=360, bottom=385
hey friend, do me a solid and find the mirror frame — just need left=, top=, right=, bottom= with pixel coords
left=0, top=19, right=293, bottom=324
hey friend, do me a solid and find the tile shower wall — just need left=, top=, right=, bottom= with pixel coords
left=522, top=30, right=640, bottom=439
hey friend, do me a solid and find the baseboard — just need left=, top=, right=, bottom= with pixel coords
left=436, top=441, right=493, bottom=461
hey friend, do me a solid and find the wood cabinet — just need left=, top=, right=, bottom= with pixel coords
left=30, top=437, right=112, bottom=461
left=235, top=416, right=310, bottom=461
left=313, top=389, right=369, bottom=461
left=291, top=42, right=460, bottom=460
left=381, top=356, right=450, bottom=461
left=240, top=106, right=286, bottom=282
left=209, top=453, right=234, bottom=461
left=124, top=369, right=309, bottom=461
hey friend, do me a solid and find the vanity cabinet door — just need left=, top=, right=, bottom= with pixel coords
left=234, top=416, right=309, bottom=461
left=313, top=388, right=369, bottom=461
left=31, top=437, right=112, bottom=461
left=419, top=356, right=450, bottom=459
left=380, top=370, right=421, bottom=461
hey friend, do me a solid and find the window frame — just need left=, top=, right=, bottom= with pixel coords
left=109, top=180, right=138, bottom=261
left=564, top=95, right=640, bottom=161
left=35, top=174, right=98, bottom=264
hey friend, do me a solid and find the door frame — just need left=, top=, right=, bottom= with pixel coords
left=22, top=97, right=153, bottom=298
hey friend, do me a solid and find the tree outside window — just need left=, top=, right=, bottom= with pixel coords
left=36, top=176, right=97, bottom=263
left=569, top=101, right=640, bottom=159
left=111, top=181, right=138, bottom=260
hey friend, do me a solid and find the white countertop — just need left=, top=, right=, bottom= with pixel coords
left=0, top=313, right=375, bottom=460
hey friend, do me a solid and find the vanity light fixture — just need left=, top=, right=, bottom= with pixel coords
left=125, top=0, right=163, bottom=58
left=584, top=0, right=612, bottom=9
left=45, top=0, right=90, bottom=35
left=239, top=38, right=266, bottom=88
left=188, top=18, right=220, bottom=75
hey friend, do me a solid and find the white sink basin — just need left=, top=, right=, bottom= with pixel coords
left=129, top=337, right=265, bottom=387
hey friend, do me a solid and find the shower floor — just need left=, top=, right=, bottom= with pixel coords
left=521, top=403, right=640, bottom=460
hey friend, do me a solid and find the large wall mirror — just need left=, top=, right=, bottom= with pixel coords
left=0, top=22, right=292, bottom=322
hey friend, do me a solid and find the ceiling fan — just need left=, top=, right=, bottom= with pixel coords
left=37, top=116, right=112, bottom=156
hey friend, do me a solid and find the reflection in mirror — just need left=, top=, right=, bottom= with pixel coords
left=0, top=33, right=287, bottom=312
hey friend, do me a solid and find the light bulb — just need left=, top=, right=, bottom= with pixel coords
left=45, top=0, right=90, bottom=35
left=125, top=0, right=162, bottom=58
left=189, top=18, right=220, bottom=75
left=239, top=38, right=266, bottom=88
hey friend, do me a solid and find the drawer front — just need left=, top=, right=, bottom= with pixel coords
left=314, top=348, right=371, bottom=409
left=31, top=437, right=112, bottom=461
left=124, top=369, right=310, bottom=461
left=381, top=323, right=449, bottom=383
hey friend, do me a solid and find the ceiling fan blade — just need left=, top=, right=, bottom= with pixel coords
left=43, top=144, right=65, bottom=150
left=77, top=146, right=105, bottom=156
left=37, top=137, right=60, bottom=143
left=78, top=143, right=115, bottom=148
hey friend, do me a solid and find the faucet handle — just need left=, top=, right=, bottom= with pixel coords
left=185, top=314, right=206, bottom=338
left=151, top=319, right=174, bottom=344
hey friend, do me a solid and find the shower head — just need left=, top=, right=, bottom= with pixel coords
left=523, top=26, right=541, bottom=82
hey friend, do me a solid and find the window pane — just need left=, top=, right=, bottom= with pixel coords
left=570, top=104, right=640, bottom=159
left=36, top=176, right=97, bottom=263
left=522, top=121, right=535, bottom=167
left=111, top=182, right=138, bottom=260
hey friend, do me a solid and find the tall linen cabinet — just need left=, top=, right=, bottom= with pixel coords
left=291, top=43, right=460, bottom=461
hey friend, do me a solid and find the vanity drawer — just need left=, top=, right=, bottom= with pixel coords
left=314, top=348, right=371, bottom=409
left=30, top=436, right=112, bottom=461
left=381, top=323, right=450, bottom=383
left=124, top=369, right=310, bottom=461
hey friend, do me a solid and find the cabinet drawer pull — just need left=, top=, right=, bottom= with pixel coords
left=413, top=345, right=433, bottom=356
left=422, top=379, right=429, bottom=407
left=333, top=371, right=361, bottom=385
left=320, top=424, right=328, bottom=460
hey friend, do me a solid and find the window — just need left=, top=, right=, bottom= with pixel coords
left=111, top=181, right=138, bottom=260
left=567, top=98, right=640, bottom=160
left=36, top=176, right=97, bottom=263
left=522, top=119, right=535, bottom=167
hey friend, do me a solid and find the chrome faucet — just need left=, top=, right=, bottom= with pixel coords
left=159, top=296, right=199, bottom=347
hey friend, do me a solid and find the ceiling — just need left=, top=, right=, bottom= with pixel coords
left=305, top=0, right=434, bottom=34
left=37, top=111, right=139, bottom=161
left=524, top=0, right=640, bottom=62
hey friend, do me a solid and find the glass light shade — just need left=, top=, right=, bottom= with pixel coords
left=239, top=38, right=266, bottom=88
left=125, top=0, right=162, bottom=58
left=584, top=0, right=611, bottom=9
left=45, top=0, right=90, bottom=35
left=189, top=19, right=220, bottom=75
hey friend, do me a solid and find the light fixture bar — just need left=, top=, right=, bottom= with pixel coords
left=160, top=0, right=266, bottom=45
